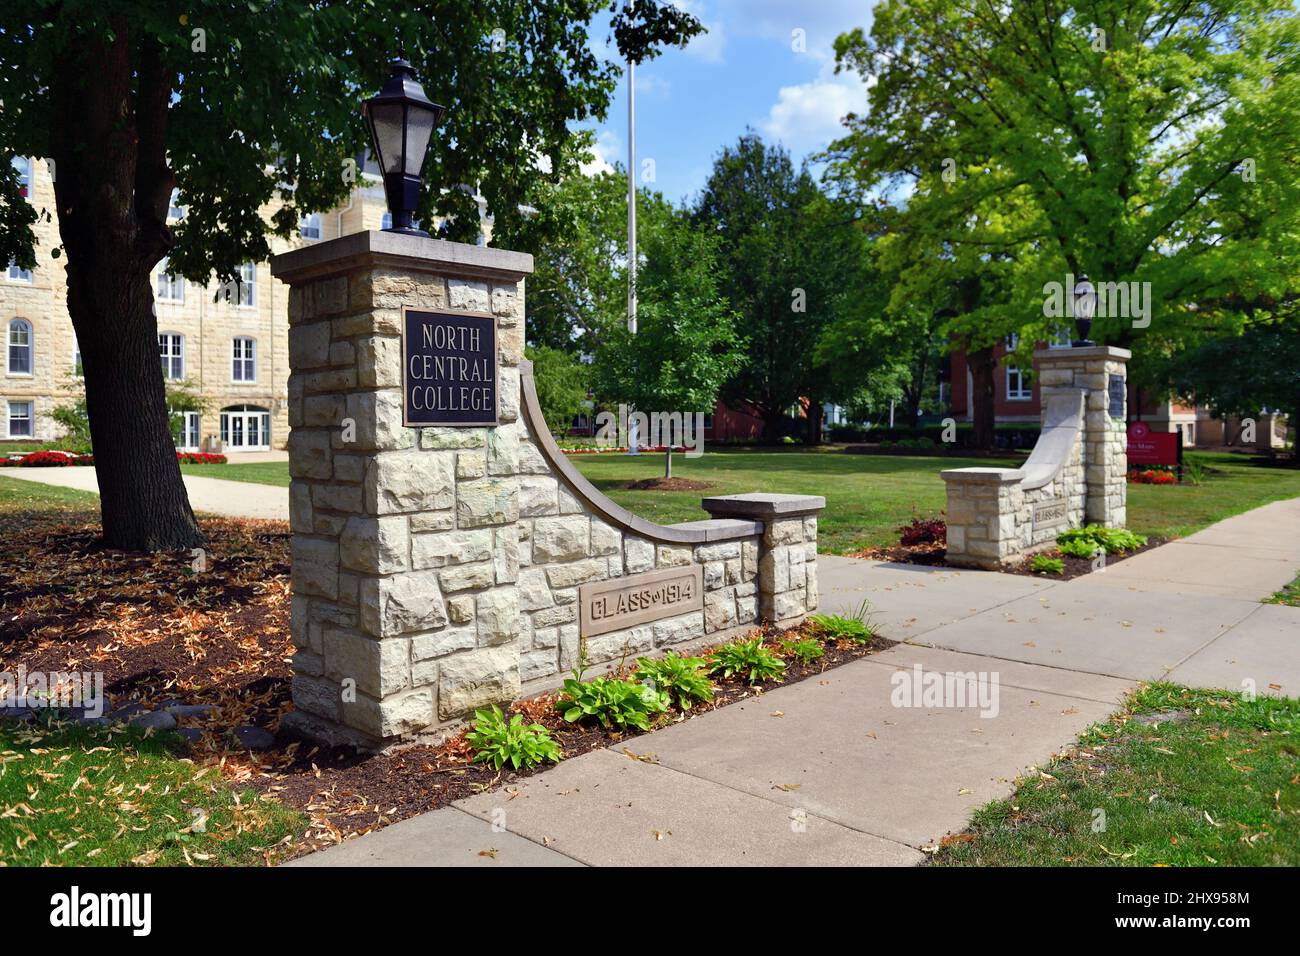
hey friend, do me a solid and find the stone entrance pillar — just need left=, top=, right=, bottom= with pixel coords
left=271, top=233, right=533, bottom=747
left=1034, top=345, right=1130, bottom=526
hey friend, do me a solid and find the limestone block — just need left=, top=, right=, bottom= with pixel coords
left=438, top=561, right=496, bottom=593
left=552, top=587, right=577, bottom=605
left=486, top=423, right=518, bottom=476
left=289, top=430, right=332, bottom=479
left=759, top=548, right=790, bottom=593
left=356, top=335, right=403, bottom=388
left=446, top=595, right=474, bottom=625
left=438, top=646, right=521, bottom=719
left=412, top=626, right=477, bottom=661
left=448, top=278, right=490, bottom=312
left=494, top=526, right=520, bottom=584
left=736, top=595, right=758, bottom=624
left=533, top=515, right=590, bottom=562
left=409, top=510, right=455, bottom=533
left=329, top=341, right=355, bottom=367
left=532, top=626, right=559, bottom=649
left=289, top=321, right=331, bottom=368
left=304, top=394, right=346, bottom=428
left=358, top=569, right=449, bottom=636
left=519, top=475, right=558, bottom=517
left=742, top=540, right=759, bottom=578
left=545, top=558, right=606, bottom=589
left=491, top=285, right=519, bottom=319
left=343, top=688, right=434, bottom=739
left=365, top=450, right=455, bottom=515
left=292, top=674, right=341, bottom=720
left=323, top=627, right=410, bottom=698
left=521, top=647, right=559, bottom=683
left=516, top=439, right=550, bottom=475
left=695, top=541, right=742, bottom=562
left=624, top=537, right=655, bottom=573
left=292, top=649, right=324, bottom=677
left=342, top=390, right=412, bottom=451
left=476, top=589, right=520, bottom=645
left=422, top=427, right=486, bottom=450
left=532, top=603, right=577, bottom=627
left=518, top=568, right=555, bottom=611
left=803, top=516, right=818, bottom=541
left=456, top=451, right=487, bottom=479
left=333, top=454, right=365, bottom=484
left=457, top=477, right=519, bottom=528
left=704, top=561, right=725, bottom=590
left=340, top=515, right=409, bottom=574
left=704, top=590, right=738, bottom=632
left=558, top=624, right=581, bottom=670
left=585, top=625, right=654, bottom=663
left=557, top=484, right=584, bottom=514
left=591, top=520, right=622, bottom=557
left=408, top=528, right=488, bottom=572
left=652, top=613, right=706, bottom=646
left=291, top=537, right=338, bottom=600
left=290, top=483, right=313, bottom=533
left=312, top=483, right=363, bottom=514
left=771, top=589, right=807, bottom=623
left=656, top=544, right=693, bottom=568
left=764, top=518, right=805, bottom=548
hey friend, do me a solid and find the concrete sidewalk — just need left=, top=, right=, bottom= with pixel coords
left=4, top=465, right=289, bottom=520
left=292, top=497, right=1300, bottom=867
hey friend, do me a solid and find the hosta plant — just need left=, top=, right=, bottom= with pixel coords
left=708, top=636, right=786, bottom=684
left=1030, top=555, right=1065, bottom=575
left=465, top=706, right=562, bottom=771
left=1058, top=538, right=1100, bottom=559
left=1057, top=525, right=1148, bottom=556
left=555, top=667, right=670, bottom=730
left=780, top=636, right=825, bottom=664
left=633, top=653, right=714, bottom=710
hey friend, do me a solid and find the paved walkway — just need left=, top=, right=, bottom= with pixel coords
left=290, top=496, right=1300, bottom=867
left=3, top=465, right=289, bottom=520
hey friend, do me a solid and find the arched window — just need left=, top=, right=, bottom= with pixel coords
left=7, top=319, right=32, bottom=375
left=299, top=213, right=322, bottom=239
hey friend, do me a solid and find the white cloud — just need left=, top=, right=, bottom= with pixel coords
left=718, top=0, right=871, bottom=56
left=581, top=129, right=620, bottom=176
left=758, top=61, right=868, bottom=156
left=634, top=71, right=672, bottom=96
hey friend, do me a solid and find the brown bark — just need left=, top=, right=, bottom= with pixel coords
left=968, top=346, right=997, bottom=450
left=804, top=398, right=824, bottom=444
left=49, top=22, right=202, bottom=550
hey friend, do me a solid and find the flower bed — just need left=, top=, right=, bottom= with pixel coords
left=1127, top=467, right=1176, bottom=484
left=562, top=444, right=680, bottom=455
left=1, top=450, right=227, bottom=467
left=177, top=451, right=228, bottom=464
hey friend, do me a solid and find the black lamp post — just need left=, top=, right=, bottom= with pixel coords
left=1072, top=274, right=1096, bottom=347
left=364, top=56, right=447, bottom=237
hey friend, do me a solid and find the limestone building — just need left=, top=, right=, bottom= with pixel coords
left=3, top=155, right=483, bottom=452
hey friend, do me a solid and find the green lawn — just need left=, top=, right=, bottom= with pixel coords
left=932, top=683, right=1300, bottom=866
left=179, top=461, right=293, bottom=486
left=0, top=717, right=302, bottom=866
left=171, top=447, right=1300, bottom=554
left=1266, top=573, right=1300, bottom=608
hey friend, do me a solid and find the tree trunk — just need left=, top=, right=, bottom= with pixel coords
left=804, top=399, right=823, bottom=445
left=968, top=346, right=997, bottom=450
left=49, top=22, right=203, bottom=550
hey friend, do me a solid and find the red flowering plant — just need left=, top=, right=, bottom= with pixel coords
left=177, top=452, right=228, bottom=464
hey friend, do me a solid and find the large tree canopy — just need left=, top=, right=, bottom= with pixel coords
left=0, top=1, right=700, bottom=549
left=827, top=0, right=1300, bottom=396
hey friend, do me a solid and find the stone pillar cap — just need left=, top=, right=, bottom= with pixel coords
left=701, top=492, right=825, bottom=518
left=1033, top=345, right=1131, bottom=362
left=271, top=230, right=534, bottom=285
left=940, top=467, right=1024, bottom=483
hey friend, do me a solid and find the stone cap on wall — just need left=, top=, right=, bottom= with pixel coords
left=270, top=231, right=535, bottom=286
left=701, top=492, right=826, bottom=519
left=940, top=466, right=1024, bottom=484
left=1033, top=344, right=1131, bottom=364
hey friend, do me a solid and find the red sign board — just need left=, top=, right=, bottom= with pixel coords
left=1126, top=421, right=1178, bottom=466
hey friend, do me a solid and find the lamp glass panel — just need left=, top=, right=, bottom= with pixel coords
left=369, top=102, right=407, bottom=174
left=403, top=106, right=437, bottom=176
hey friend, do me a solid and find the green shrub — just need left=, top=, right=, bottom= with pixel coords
left=1057, top=524, right=1148, bottom=556
left=1058, top=538, right=1100, bottom=559
left=806, top=600, right=874, bottom=644
left=633, top=653, right=714, bottom=710
left=464, top=705, right=562, bottom=770
left=555, top=667, right=669, bottom=730
left=780, top=636, right=825, bottom=664
left=1030, top=555, right=1065, bottom=575
left=708, top=636, right=786, bottom=683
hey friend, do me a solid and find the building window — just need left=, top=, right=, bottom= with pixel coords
left=177, top=411, right=200, bottom=451
left=7, top=319, right=32, bottom=375
left=156, top=259, right=185, bottom=302
left=1007, top=365, right=1032, bottom=401
left=1048, top=326, right=1073, bottom=349
left=168, top=188, right=185, bottom=221
left=7, top=400, right=33, bottom=437
left=72, top=336, right=82, bottom=377
left=381, top=212, right=392, bottom=230
left=235, top=262, right=256, bottom=307
left=232, top=336, right=256, bottom=382
left=220, top=404, right=271, bottom=451
left=12, top=156, right=31, bottom=198
left=158, top=332, right=184, bottom=380
left=299, top=213, right=321, bottom=239
left=7, top=260, right=33, bottom=283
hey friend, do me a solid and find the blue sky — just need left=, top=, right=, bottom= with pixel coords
left=582, top=0, right=878, bottom=205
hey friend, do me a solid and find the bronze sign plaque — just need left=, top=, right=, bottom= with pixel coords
left=1032, top=498, right=1070, bottom=530
left=401, top=306, right=498, bottom=427
left=578, top=565, right=704, bottom=638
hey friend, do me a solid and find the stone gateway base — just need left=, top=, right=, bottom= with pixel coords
left=942, top=346, right=1130, bottom=570
left=270, top=233, right=824, bottom=748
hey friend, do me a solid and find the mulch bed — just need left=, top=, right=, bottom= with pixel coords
left=623, top=477, right=715, bottom=491
left=1, top=506, right=891, bottom=861
left=850, top=536, right=1166, bottom=580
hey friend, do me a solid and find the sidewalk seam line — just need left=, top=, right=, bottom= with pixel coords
left=447, top=804, right=590, bottom=867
